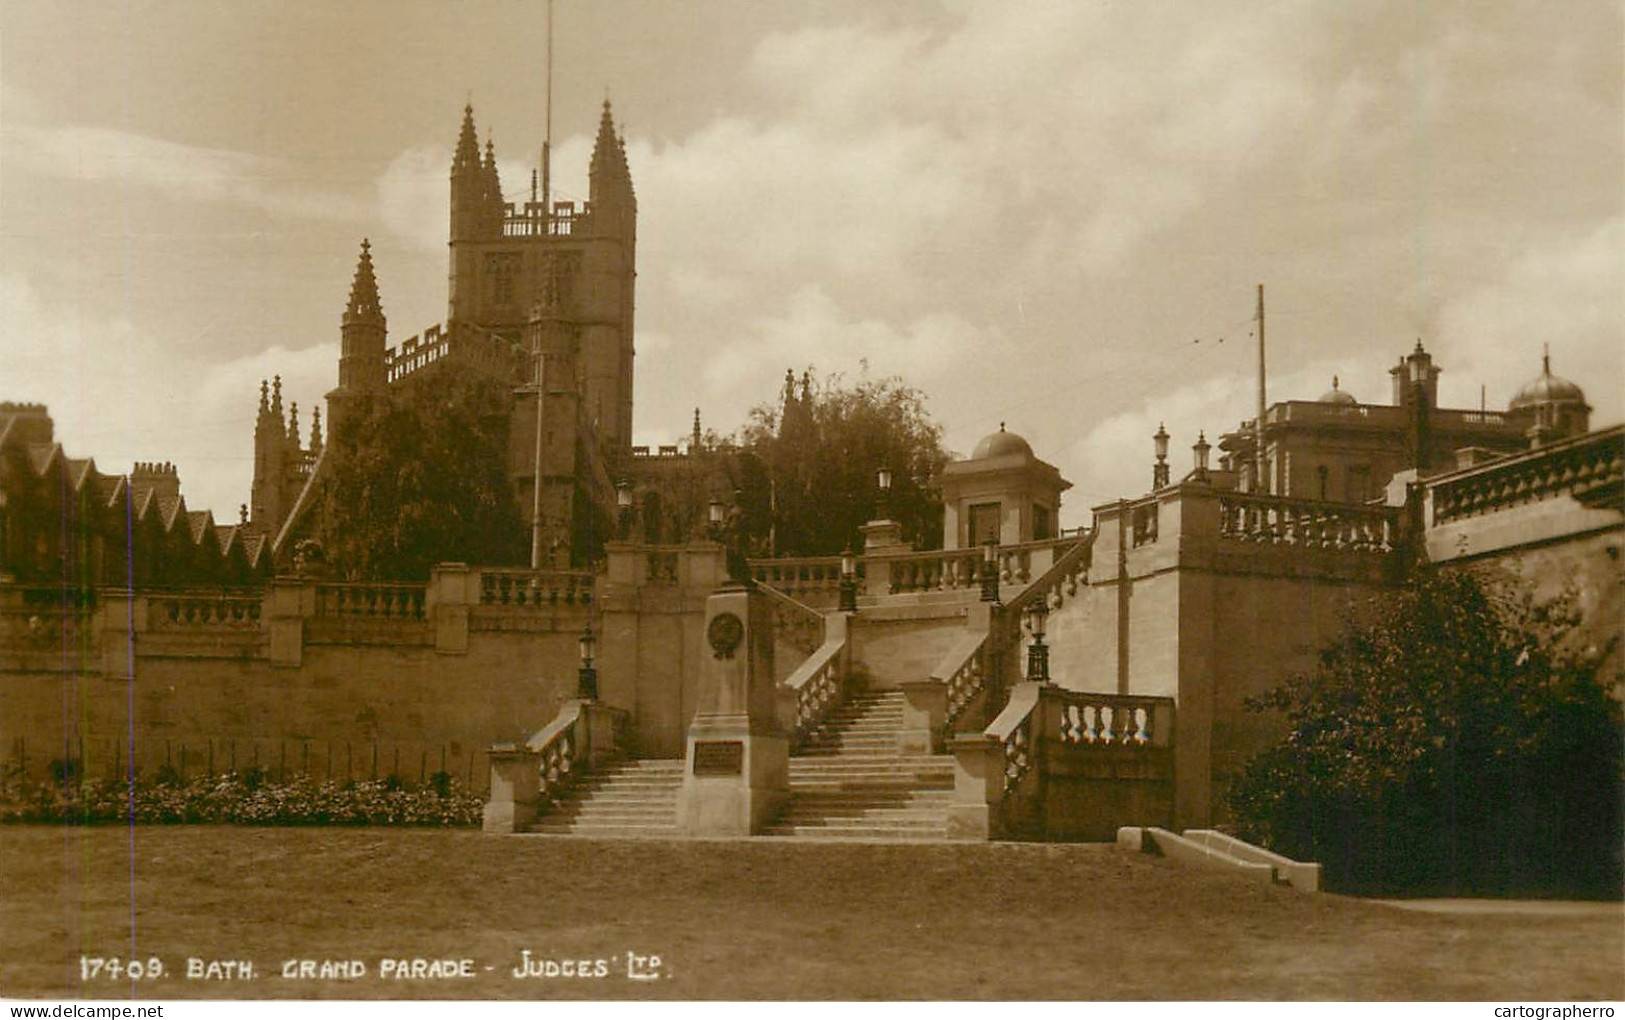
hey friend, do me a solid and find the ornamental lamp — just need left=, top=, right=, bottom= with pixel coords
left=616, top=481, right=633, bottom=509
left=576, top=624, right=598, bottom=701
left=578, top=625, right=596, bottom=669
left=1024, top=598, right=1049, bottom=641
left=876, top=467, right=893, bottom=492
left=1153, top=422, right=1170, bottom=464
left=838, top=544, right=858, bottom=614
left=707, top=496, right=725, bottom=527
left=980, top=538, right=1000, bottom=603
left=1193, top=431, right=1212, bottom=481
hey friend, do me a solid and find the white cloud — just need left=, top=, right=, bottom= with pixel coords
left=0, top=270, right=335, bottom=516
left=1436, top=218, right=1625, bottom=421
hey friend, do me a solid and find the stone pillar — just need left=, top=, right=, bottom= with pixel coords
left=861, top=519, right=903, bottom=554
left=946, top=734, right=1003, bottom=840
left=898, top=679, right=946, bottom=754
left=98, top=589, right=137, bottom=679
left=677, top=584, right=788, bottom=835
left=267, top=578, right=309, bottom=669
left=483, top=743, right=541, bottom=834
left=430, top=562, right=471, bottom=654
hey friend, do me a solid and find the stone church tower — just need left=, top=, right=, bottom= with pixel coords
left=249, top=98, right=638, bottom=562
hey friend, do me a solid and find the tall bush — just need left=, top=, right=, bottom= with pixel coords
left=1229, top=568, right=1622, bottom=896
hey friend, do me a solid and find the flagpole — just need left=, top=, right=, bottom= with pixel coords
left=1256, top=283, right=1267, bottom=494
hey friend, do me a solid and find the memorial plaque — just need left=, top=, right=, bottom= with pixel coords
left=692, top=740, right=744, bottom=776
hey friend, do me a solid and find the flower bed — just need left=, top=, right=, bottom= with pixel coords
left=0, top=765, right=482, bottom=827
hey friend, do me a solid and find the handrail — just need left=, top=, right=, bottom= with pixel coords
left=757, top=582, right=826, bottom=656
left=984, top=684, right=1175, bottom=795
left=1215, top=491, right=1396, bottom=552
left=781, top=634, right=846, bottom=749
left=477, top=568, right=594, bottom=607
left=314, top=582, right=427, bottom=620
left=932, top=630, right=989, bottom=736
left=525, top=702, right=585, bottom=805
left=1430, top=426, right=1623, bottom=524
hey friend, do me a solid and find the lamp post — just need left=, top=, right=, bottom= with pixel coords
left=875, top=466, right=893, bottom=522
left=1192, top=431, right=1212, bottom=484
left=980, top=538, right=1000, bottom=602
left=838, top=544, right=858, bottom=613
left=1152, top=422, right=1170, bottom=489
left=1024, top=598, right=1050, bottom=683
left=576, top=624, right=598, bottom=700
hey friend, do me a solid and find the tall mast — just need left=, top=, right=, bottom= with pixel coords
left=1256, top=283, right=1268, bottom=494
left=541, top=0, right=553, bottom=226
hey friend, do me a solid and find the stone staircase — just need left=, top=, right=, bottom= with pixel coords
left=528, top=758, right=683, bottom=837
left=764, top=690, right=955, bottom=840
left=526, top=690, right=955, bottom=840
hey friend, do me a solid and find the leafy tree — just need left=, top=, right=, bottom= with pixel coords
left=1229, top=567, right=1622, bottom=897
left=741, top=368, right=949, bottom=557
left=313, top=377, right=527, bottom=580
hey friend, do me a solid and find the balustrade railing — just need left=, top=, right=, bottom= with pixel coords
left=1000, top=711, right=1034, bottom=794
left=150, top=593, right=262, bottom=630
left=315, top=583, right=427, bottom=620
left=783, top=638, right=845, bottom=749
left=1217, top=492, right=1396, bottom=552
left=758, top=584, right=825, bottom=657
left=747, top=557, right=852, bottom=598
left=939, top=633, right=988, bottom=735
left=986, top=685, right=1174, bottom=796
left=478, top=569, right=594, bottom=607
left=1430, top=427, right=1624, bottom=524
left=530, top=711, right=580, bottom=805
left=1053, top=692, right=1167, bottom=747
left=882, top=548, right=987, bottom=594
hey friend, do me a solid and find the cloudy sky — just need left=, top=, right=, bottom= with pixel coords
left=2, top=0, right=1620, bottom=519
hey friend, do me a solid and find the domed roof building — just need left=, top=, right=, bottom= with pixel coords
left=1318, top=376, right=1358, bottom=406
left=971, top=426, right=1035, bottom=460
left=941, top=424, right=1071, bottom=550
left=1509, top=350, right=1590, bottom=444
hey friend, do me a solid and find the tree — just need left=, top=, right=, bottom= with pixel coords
left=312, top=377, right=527, bottom=580
left=741, top=368, right=949, bottom=557
left=1229, top=567, right=1622, bottom=897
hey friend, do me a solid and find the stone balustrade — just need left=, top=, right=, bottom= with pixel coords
left=1429, top=425, right=1624, bottom=525
left=779, top=633, right=847, bottom=749
left=1216, top=492, right=1396, bottom=552
left=477, top=568, right=594, bottom=607
left=950, top=682, right=1175, bottom=841
left=758, top=583, right=826, bottom=657
left=484, top=697, right=625, bottom=834
left=747, top=556, right=851, bottom=600
left=149, top=592, right=262, bottom=630
left=940, top=631, right=989, bottom=733
left=315, top=582, right=427, bottom=620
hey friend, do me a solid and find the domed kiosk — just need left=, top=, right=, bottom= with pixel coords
left=940, top=424, right=1072, bottom=550
left=1318, top=376, right=1358, bottom=406
left=1509, top=350, right=1590, bottom=444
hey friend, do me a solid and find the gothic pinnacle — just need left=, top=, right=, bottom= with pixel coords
left=454, top=102, right=480, bottom=171
left=345, top=238, right=384, bottom=324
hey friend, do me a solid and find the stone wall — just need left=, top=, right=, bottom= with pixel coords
left=0, top=549, right=730, bottom=785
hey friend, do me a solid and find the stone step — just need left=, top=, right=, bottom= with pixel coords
left=759, top=825, right=948, bottom=840
left=789, top=761, right=953, bottom=775
left=530, top=823, right=681, bottom=838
